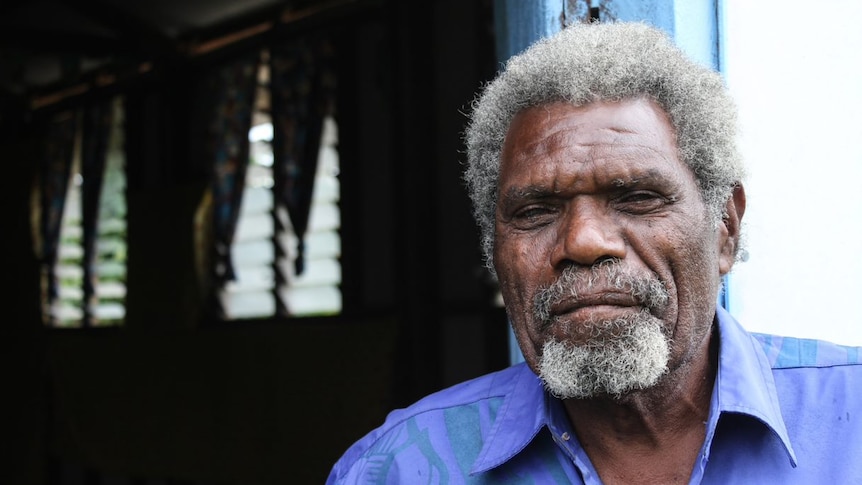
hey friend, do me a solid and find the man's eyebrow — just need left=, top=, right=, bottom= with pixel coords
left=498, top=185, right=557, bottom=212
left=611, top=176, right=649, bottom=188
left=609, top=169, right=675, bottom=188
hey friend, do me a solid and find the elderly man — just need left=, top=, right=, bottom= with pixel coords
left=327, top=22, right=862, bottom=484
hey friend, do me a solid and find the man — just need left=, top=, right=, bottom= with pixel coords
left=327, top=21, right=862, bottom=484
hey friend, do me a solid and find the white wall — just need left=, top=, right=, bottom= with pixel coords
left=722, top=1, right=862, bottom=345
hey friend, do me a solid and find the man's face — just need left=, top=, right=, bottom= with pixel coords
left=493, top=98, right=739, bottom=398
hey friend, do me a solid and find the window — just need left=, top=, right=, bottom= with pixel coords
left=51, top=98, right=127, bottom=327
left=219, top=55, right=342, bottom=319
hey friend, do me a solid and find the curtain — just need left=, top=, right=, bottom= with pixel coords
left=270, top=35, right=337, bottom=276
left=38, top=112, right=78, bottom=326
left=206, top=55, right=260, bottom=287
left=199, top=53, right=260, bottom=321
left=79, top=100, right=114, bottom=327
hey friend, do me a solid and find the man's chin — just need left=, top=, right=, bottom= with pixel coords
left=537, top=319, right=671, bottom=399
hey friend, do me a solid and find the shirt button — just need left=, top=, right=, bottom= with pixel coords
left=561, top=432, right=570, bottom=441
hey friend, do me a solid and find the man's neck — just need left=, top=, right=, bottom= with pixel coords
left=562, top=326, right=718, bottom=485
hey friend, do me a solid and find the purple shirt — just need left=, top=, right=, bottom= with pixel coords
left=328, top=308, right=862, bottom=484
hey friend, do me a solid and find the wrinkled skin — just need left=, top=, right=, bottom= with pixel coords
left=494, top=98, right=743, bottom=386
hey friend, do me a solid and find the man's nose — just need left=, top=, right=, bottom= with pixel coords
left=549, top=199, right=626, bottom=268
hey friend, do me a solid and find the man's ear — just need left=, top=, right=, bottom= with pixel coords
left=719, top=184, right=746, bottom=275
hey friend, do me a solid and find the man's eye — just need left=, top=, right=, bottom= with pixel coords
left=621, top=191, right=658, bottom=202
left=516, top=207, right=548, bottom=218
left=511, top=206, right=556, bottom=227
left=615, top=191, right=668, bottom=212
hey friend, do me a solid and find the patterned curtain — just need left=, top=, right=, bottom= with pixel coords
left=270, top=35, right=337, bottom=276
left=38, top=112, right=78, bottom=326
left=205, top=55, right=259, bottom=294
left=79, top=100, right=114, bottom=327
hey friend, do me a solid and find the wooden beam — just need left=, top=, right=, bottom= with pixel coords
left=26, top=0, right=380, bottom=112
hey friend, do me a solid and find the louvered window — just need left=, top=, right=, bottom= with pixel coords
left=220, top=57, right=341, bottom=319
left=52, top=98, right=127, bottom=327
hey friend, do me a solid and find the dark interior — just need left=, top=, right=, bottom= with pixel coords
left=1, top=1, right=509, bottom=483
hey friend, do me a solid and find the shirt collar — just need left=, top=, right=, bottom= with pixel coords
left=711, top=306, right=797, bottom=466
left=470, top=307, right=798, bottom=474
left=470, top=362, right=548, bottom=474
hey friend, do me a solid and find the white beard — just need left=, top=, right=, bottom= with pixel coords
left=538, top=310, right=670, bottom=399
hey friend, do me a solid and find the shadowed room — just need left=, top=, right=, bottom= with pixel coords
left=0, top=1, right=507, bottom=483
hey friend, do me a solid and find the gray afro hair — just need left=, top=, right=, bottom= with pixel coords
left=464, top=21, right=744, bottom=268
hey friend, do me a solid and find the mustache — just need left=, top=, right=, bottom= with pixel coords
left=533, top=259, right=669, bottom=324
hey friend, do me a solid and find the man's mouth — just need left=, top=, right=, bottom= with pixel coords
left=532, top=260, right=670, bottom=330
left=550, top=292, right=641, bottom=318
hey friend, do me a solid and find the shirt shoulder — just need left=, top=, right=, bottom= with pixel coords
left=750, top=332, right=862, bottom=369
left=326, top=364, right=529, bottom=484
left=740, top=333, right=862, bottom=483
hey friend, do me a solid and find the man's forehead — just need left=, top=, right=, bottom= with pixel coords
left=499, top=99, right=687, bottom=183
left=504, top=98, right=677, bottom=151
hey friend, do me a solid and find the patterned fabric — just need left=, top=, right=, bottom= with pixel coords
left=328, top=307, right=862, bottom=484
left=205, top=55, right=259, bottom=284
left=79, top=100, right=114, bottom=327
left=38, top=112, right=78, bottom=325
left=753, top=332, right=861, bottom=368
left=270, top=35, right=336, bottom=276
